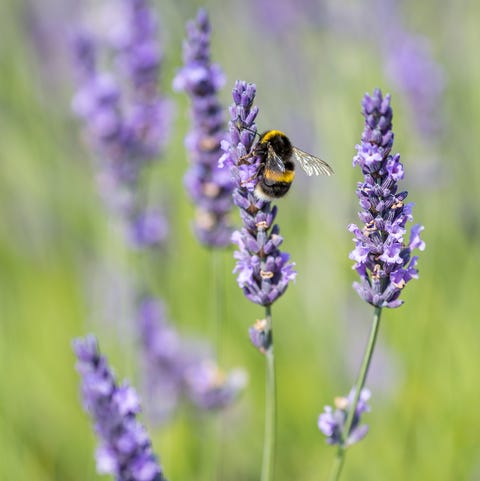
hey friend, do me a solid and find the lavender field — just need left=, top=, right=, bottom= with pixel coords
left=1, top=1, right=479, bottom=481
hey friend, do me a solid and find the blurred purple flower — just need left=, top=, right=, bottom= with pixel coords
left=127, top=209, right=169, bottom=249
left=70, top=0, right=171, bottom=237
left=349, top=89, right=425, bottom=308
left=364, top=0, right=445, bottom=138
left=173, top=9, right=234, bottom=248
left=184, top=360, right=248, bottom=411
left=138, top=297, right=246, bottom=422
left=219, top=81, right=296, bottom=306
left=248, top=318, right=271, bottom=354
left=318, top=388, right=370, bottom=447
left=73, top=335, right=166, bottom=481
left=249, top=0, right=325, bottom=31
left=383, top=29, right=445, bottom=137
left=138, top=298, right=185, bottom=423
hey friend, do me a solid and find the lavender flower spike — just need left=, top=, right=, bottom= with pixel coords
left=219, top=81, right=296, bottom=306
left=318, top=388, right=371, bottom=447
left=71, top=0, right=172, bottom=247
left=349, top=89, right=425, bottom=308
left=173, top=9, right=234, bottom=248
left=73, top=335, right=166, bottom=481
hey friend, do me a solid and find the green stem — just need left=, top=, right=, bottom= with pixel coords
left=204, top=251, right=223, bottom=481
left=261, top=305, right=276, bottom=481
left=328, top=306, right=383, bottom=481
left=211, top=250, right=222, bottom=356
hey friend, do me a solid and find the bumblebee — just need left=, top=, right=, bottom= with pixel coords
left=244, top=129, right=334, bottom=200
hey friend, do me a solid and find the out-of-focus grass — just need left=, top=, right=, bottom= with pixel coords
left=1, top=1, right=480, bottom=481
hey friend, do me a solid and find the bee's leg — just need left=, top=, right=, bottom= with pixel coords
left=238, top=151, right=255, bottom=165
left=240, top=164, right=263, bottom=187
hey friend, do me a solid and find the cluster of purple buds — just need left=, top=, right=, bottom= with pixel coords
left=71, top=0, right=171, bottom=248
left=248, top=318, right=272, bottom=354
left=318, top=388, right=371, bottom=447
left=73, top=335, right=166, bottom=481
left=219, top=81, right=296, bottom=306
left=183, top=359, right=248, bottom=411
left=173, top=9, right=234, bottom=248
left=349, top=89, right=425, bottom=308
left=138, top=297, right=246, bottom=421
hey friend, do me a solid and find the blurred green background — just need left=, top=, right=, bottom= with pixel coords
left=1, top=0, right=480, bottom=480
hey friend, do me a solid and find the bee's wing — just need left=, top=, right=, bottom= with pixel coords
left=292, top=146, right=334, bottom=176
left=266, top=143, right=286, bottom=173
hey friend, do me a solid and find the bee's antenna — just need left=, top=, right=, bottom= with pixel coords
left=234, top=118, right=260, bottom=138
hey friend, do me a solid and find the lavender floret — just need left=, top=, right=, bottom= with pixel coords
left=173, top=9, right=234, bottom=248
left=73, top=335, right=166, bottom=481
left=349, top=89, right=425, bottom=308
left=220, top=81, right=296, bottom=306
left=318, top=388, right=371, bottom=447
left=248, top=318, right=272, bottom=353
left=184, top=360, right=248, bottom=411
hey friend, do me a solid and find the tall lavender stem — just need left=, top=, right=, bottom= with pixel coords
left=329, top=307, right=382, bottom=481
left=261, top=305, right=276, bottom=481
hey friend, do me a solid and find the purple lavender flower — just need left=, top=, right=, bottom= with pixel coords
left=369, top=0, right=446, bottom=138
left=383, top=30, right=445, bottom=137
left=127, top=208, right=169, bottom=249
left=318, top=388, right=371, bottom=447
left=138, top=297, right=246, bottom=420
left=73, top=335, right=166, bottom=481
left=219, top=81, right=296, bottom=306
left=248, top=318, right=272, bottom=354
left=173, top=9, right=234, bottom=248
left=71, top=0, right=171, bottom=227
left=349, top=89, right=425, bottom=308
left=137, top=298, right=185, bottom=423
left=184, top=360, right=248, bottom=411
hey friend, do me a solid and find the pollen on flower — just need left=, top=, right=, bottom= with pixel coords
left=196, top=209, right=216, bottom=229
left=203, top=182, right=221, bottom=198
left=199, top=136, right=220, bottom=151
left=260, top=270, right=274, bottom=279
left=254, top=318, right=268, bottom=331
left=334, top=396, right=349, bottom=410
left=256, top=220, right=268, bottom=230
left=393, top=278, right=406, bottom=289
